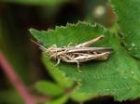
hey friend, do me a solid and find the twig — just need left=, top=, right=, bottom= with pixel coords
left=0, top=51, right=36, bottom=104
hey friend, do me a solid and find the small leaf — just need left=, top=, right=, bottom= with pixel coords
left=111, top=0, right=140, bottom=58
left=70, top=91, right=94, bottom=102
left=46, top=95, right=69, bottom=104
left=30, top=21, right=140, bottom=101
left=35, top=81, right=64, bottom=97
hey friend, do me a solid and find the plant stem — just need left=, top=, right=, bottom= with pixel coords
left=0, top=51, right=36, bottom=104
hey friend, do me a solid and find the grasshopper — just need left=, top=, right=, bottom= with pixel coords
left=31, top=35, right=113, bottom=69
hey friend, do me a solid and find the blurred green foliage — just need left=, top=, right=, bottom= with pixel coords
left=111, top=0, right=140, bottom=59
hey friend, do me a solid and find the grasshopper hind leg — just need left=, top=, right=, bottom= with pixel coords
left=75, top=35, right=104, bottom=47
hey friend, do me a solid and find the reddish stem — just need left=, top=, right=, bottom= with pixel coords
left=0, top=52, right=36, bottom=104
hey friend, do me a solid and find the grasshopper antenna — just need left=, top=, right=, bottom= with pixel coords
left=30, top=39, right=48, bottom=51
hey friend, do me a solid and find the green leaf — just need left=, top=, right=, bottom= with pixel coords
left=70, top=91, right=94, bottom=102
left=35, top=81, right=64, bottom=97
left=30, top=21, right=140, bottom=101
left=46, top=95, right=69, bottom=104
left=2, top=0, right=66, bottom=6
left=110, top=0, right=140, bottom=59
